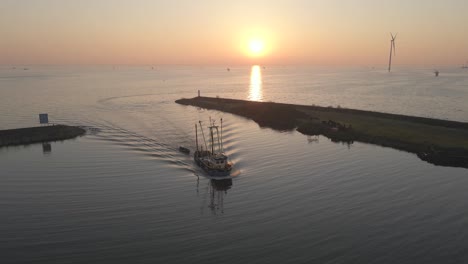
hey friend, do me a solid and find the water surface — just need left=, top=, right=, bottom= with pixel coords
left=1, top=65, right=468, bottom=263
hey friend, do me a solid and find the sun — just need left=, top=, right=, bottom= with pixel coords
left=248, top=39, right=265, bottom=56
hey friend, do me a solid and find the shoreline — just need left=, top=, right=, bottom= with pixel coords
left=176, top=96, right=468, bottom=169
left=0, top=125, right=86, bottom=147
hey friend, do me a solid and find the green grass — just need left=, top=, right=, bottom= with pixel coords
left=177, top=96, right=468, bottom=152
left=177, top=96, right=468, bottom=168
left=300, top=108, right=468, bottom=149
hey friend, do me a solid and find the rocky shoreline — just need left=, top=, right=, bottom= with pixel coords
left=0, top=125, right=86, bottom=147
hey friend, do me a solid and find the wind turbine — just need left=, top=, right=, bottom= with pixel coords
left=388, top=33, right=397, bottom=72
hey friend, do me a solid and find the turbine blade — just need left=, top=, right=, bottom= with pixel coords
left=393, top=42, right=396, bottom=56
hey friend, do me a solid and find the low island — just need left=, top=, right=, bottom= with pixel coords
left=176, top=96, right=468, bottom=169
left=0, top=125, right=86, bottom=147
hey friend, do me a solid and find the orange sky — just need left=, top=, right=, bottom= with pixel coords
left=1, top=0, right=467, bottom=66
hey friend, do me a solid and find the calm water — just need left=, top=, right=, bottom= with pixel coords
left=1, top=65, right=468, bottom=263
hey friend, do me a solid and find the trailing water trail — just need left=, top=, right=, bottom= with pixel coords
left=64, top=93, right=244, bottom=177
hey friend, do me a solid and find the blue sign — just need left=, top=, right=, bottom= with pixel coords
left=39, top=113, right=49, bottom=124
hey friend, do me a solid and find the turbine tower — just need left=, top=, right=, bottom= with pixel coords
left=388, top=33, right=397, bottom=72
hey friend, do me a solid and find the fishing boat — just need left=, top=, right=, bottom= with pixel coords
left=194, top=118, right=232, bottom=176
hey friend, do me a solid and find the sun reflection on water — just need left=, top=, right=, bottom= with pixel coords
left=248, top=65, right=263, bottom=101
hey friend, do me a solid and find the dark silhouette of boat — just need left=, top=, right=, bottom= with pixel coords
left=179, top=146, right=190, bottom=154
left=194, top=119, right=232, bottom=176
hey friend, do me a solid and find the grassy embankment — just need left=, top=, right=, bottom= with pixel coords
left=0, top=125, right=86, bottom=147
left=176, top=96, right=468, bottom=168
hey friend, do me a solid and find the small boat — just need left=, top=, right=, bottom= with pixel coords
left=179, top=146, right=190, bottom=154
left=194, top=118, right=232, bottom=176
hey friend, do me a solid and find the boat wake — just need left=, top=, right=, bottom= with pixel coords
left=54, top=93, right=242, bottom=178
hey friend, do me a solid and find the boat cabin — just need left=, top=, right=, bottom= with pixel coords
left=210, top=154, right=228, bottom=169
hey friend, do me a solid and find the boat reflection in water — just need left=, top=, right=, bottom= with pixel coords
left=42, top=142, right=52, bottom=155
left=248, top=65, right=263, bottom=101
left=199, top=178, right=232, bottom=215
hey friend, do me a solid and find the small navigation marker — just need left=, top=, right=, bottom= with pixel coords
left=39, top=113, right=49, bottom=125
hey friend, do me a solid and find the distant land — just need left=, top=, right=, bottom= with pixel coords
left=0, top=125, right=85, bottom=147
left=176, top=97, right=468, bottom=169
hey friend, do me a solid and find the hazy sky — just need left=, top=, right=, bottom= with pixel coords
left=1, top=0, right=467, bottom=65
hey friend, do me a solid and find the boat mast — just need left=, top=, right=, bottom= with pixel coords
left=210, top=125, right=215, bottom=154
left=199, top=121, right=208, bottom=152
left=215, top=127, right=221, bottom=153
left=209, top=119, right=222, bottom=154
left=208, top=116, right=214, bottom=155
left=195, top=123, right=199, bottom=152
left=220, top=118, right=224, bottom=153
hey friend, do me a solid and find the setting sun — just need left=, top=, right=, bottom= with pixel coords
left=248, top=39, right=265, bottom=56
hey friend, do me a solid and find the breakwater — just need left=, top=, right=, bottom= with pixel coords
left=0, top=125, right=86, bottom=147
left=176, top=96, right=468, bottom=169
